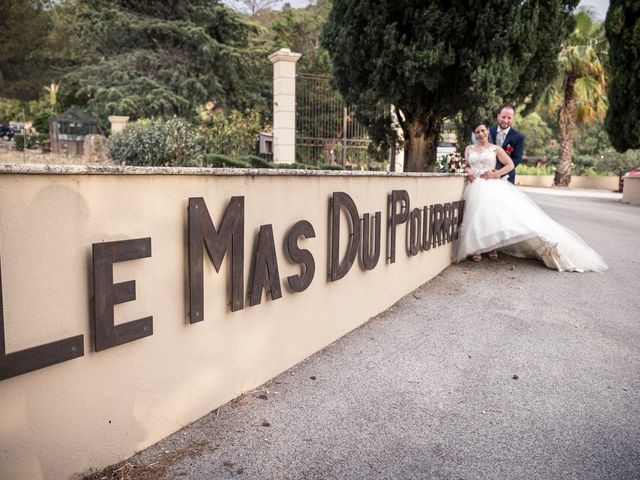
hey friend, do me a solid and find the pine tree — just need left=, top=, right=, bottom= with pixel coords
left=323, top=0, right=578, bottom=171
left=605, top=0, right=640, bottom=152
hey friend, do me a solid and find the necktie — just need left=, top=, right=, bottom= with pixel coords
left=496, top=129, right=506, bottom=147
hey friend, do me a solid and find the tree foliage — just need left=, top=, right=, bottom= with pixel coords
left=595, top=148, right=640, bottom=177
left=323, top=0, right=578, bottom=171
left=514, top=112, right=557, bottom=158
left=572, top=120, right=611, bottom=156
left=537, top=10, right=608, bottom=186
left=199, top=108, right=263, bottom=157
left=0, top=98, right=23, bottom=121
left=605, top=0, right=640, bottom=152
left=60, top=0, right=272, bottom=122
left=0, top=1, right=56, bottom=100
left=271, top=0, right=332, bottom=73
left=226, top=0, right=281, bottom=16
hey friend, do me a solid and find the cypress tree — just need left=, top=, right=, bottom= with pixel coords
left=0, top=1, right=54, bottom=100
left=605, top=0, right=640, bottom=152
left=323, top=0, right=578, bottom=171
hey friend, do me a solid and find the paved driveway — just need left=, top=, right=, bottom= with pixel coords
left=85, top=188, right=640, bottom=480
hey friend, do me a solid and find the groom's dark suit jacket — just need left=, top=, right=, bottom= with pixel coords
left=489, top=126, right=525, bottom=184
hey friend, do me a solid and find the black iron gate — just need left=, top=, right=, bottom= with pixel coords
left=296, top=73, right=373, bottom=168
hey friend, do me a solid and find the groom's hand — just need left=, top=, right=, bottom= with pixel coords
left=464, top=167, right=475, bottom=183
left=480, top=169, right=498, bottom=180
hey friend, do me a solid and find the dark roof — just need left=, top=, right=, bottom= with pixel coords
left=52, top=107, right=97, bottom=125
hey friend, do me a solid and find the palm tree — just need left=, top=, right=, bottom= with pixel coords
left=44, top=81, right=60, bottom=114
left=538, top=11, right=608, bottom=186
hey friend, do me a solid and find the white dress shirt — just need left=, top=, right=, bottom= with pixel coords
left=496, top=127, right=510, bottom=147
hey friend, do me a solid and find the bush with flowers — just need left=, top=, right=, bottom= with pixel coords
left=436, top=151, right=465, bottom=173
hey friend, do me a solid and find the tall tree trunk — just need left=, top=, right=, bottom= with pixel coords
left=404, top=114, right=441, bottom=172
left=555, top=75, right=577, bottom=187
left=405, top=120, right=427, bottom=172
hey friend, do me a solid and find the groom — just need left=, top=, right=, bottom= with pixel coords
left=489, top=104, right=525, bottom=184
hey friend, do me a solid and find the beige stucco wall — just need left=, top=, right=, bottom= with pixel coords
left=568, top=175, right=618, bottom=190
left=622, top=176, right=640, bottom=205
left=517, top=175, right=618, bottom=190
left=516, top=175, right=554, bottom=187
left=0, top=164, right=464, bottom=480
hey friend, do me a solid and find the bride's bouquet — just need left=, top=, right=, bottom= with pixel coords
left=436, top=152, right=465, bottom=174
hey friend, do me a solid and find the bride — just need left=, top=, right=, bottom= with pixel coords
left=454, top=121, right=608, bottom=273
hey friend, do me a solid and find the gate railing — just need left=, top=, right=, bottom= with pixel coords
left=296, top=73, right=373, bottom=168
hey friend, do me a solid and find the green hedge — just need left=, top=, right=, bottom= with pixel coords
left=319, top=163, right=344, bottom=170
left=515, top=164, right=555, bottom=176
left=236, top=155, right=274, bottom=168
left=14, top=133, right=46, bottom=151
left=149, top=147, right=343, bottom=171
left=273, top=162, right=319, bottom=170
left=203, top=155, right=323, bottom=170
left=204, top=154, right=251, bottom=168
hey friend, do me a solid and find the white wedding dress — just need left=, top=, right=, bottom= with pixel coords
left=454, top=145, right=608, bottom=272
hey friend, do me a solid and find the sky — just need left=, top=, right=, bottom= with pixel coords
left=276, top=0, right=610, bottom=20
left=578, top=0, right=610, bottom=20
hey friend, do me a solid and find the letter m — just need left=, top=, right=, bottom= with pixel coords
left=188, top=197, right=244, bottom=322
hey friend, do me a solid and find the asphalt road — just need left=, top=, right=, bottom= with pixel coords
left=86, top=187, right=640, bottom=480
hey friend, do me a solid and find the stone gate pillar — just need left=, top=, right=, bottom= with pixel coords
left=268, top=48, right=302, bottom=164
left=108, top=116, right=129, bottom=134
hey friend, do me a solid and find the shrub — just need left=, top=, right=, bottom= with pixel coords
left=273, top=162, right=319, bottom=170
left=236, top=155, right=274, bottom=168
left=204, top=153, right=232, bottom=167
left=515, top=164, right=555, bottom=175
left=199, top=109, right=263, bottom=157
left=203, top=153, right=251, bottom=168
left=592, top=149, right=640, bottom=176
left=107, top=117, right=205, bottom=166
left=32, top=111, right=55, bottom=135
left=14, top=135, right=26, bottom=151
left=14, top=133, right=46, bottom=151
left=319, top=163, right=344, bottom=170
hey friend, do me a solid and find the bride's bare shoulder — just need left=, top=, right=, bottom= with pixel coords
left=466, top=144, right=483, bottom=153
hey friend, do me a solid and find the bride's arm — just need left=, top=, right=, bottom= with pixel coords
left=463, top=145, right=475, bottom=182
left=483, top=147, right=514, bottom=179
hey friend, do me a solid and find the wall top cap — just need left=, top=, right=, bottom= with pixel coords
left=108, top=116, right=130, bottom=122
left=0, top=163, right=460, bottom=178
left=268, top=48, right=302, bottom=64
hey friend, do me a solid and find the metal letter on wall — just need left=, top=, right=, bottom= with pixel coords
left=387, top=190, right=410, bottom=263
left=0, top=255, right=84, bottom=381
left=443, top=203, right=453, bottom=244
left=408, top=208, right=422, bottom=256
left=329, top=192, right=361, bottom=281
left=249, top=225, right=282, bottom=307
left=285, top=220, right=316, bottom=293
left=422, top=205, right=433, bottom=251
left=360, top=212, right=381, bottom=270
left=188, top=197, right=244, bottom=322
left=431, top=204, right=444, bottom=247
left=93, top=238, right=153, bottom=352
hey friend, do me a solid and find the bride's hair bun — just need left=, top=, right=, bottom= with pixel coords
left=472, top=120, right=489, bottom=131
